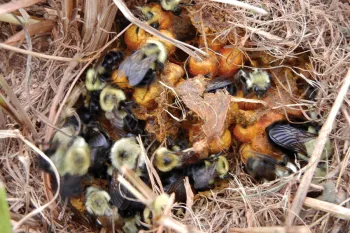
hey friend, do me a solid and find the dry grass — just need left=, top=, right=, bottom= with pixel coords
left=0, top=0, right=350, bottom=232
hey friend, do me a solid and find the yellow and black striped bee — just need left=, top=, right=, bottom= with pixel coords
left=153, top=146, right=197, bottom=172
left=99, top=85, right=145, bottom=136
left=235, top=68, right=271, bottom=97
left=108, top=137, right=147, bottom=217
left=118, top=40, right=168, bottom=87
left=40, top=120, right=91, bottom=198
left=85, top=186, right=125, bottom=229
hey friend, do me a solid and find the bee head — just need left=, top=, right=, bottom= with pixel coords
left=142, top=195, right=172, bottom=226
left=63, top=136, right=91, bottom=176
left=215, top=156, right=229, bottom=179
left=153, top=193, right=171, bottom=213
left=160, top=0, right=181, bottom=15
left=85, top=187, right=111, bottom=216
left=99, top=86, right=126, bottom=112
left=142, top=40, right=168, bottom=68
left=110, top=137, right=141, bottom=172
left=141, top=6, right=160, bottom=28
left=154, top=147, right=180, bottom=172
left=249, top=69, right=271, bottom=97
left=85, top=69, right=106, bottom=91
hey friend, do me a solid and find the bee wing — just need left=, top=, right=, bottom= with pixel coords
left=205, top=77, right=233, bottom=92
left=267, top=124, right=316, bottom=155
left=163, top=176, right=187, bottom=203
left=109, top=172, right=131, bottom=210
left=118, top=52, right=157, bottom=86
left=191, top=164, right=216, bottom=190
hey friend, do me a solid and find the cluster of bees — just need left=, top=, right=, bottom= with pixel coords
left=39, top=0, right=333, bottom=232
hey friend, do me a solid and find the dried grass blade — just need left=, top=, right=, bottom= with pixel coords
left=230, top=226, right=310, bottom=233
left=0, top=75, right=37, bottom=137
left=0, top=0, right=42, bottom=15
left=286, top=69, right=350, bottom=225
left=0, top=13, right=40, bottom=25
left=303, top=197, right=350, bottom=220
left=5, top=19, right=55, bottom=45
left=120, top=166, right=156, bottom=200
left=210, top=0, right=268, bottom=15
left=0, top=43, right=77, bottom=61
left=0, top=130, right=60, bottom=231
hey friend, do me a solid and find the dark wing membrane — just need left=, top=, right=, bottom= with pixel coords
left=163, top=174, right=186, bottom=203
left=190, top=164, right=216, bottom=191
left=267, top=124, right=316, bottom=155
left=109, top=172, right=144, bottom=211
left=118, top=52, right=157, bottom=86
left=205, top=77, right=233, bottom=92
left=109, top=172, right=130, bottom=210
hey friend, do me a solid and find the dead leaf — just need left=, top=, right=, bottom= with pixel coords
left=176, top=75, right=231, bottom=141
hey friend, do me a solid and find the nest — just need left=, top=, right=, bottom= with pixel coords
left=0, top=0, right=350, bottom=232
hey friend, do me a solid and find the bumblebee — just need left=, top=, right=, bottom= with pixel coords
left=235, top=68, right=271, bottom=97
left=154, top=147, right=196, bottom=172
left=122, top=213, right=142, bottom=233
left=185, top=155, right=229, bottom=191
left=89, top=50, right=124, bottom=84
left=143, top=193, right=172, bottom=226
left=110, top=137, right=142, bottom=173
left=240, top=144, right=297, bottom=181
left=85, top=187, right=125, bottom=229
left=78, top=69, right=107, bottom=124
left=83, top=124, right=111, bottom=178
left=245, top=153, right=297, bottom=181
left=40, top=122, right=91, bottom=198
left=99, top=85, right=144, bottom=136
left=266, top=122, right=333, bottom=160
left=118, top=40, right=168, bottom=87
left=109, top=137, right=146, bottom=215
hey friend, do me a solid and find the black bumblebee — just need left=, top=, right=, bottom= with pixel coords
left=245, top=152, right=297, bottom=181
left=83, top=124, right=112, bottom=178
left=266, top=122, right=333, bottom=160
